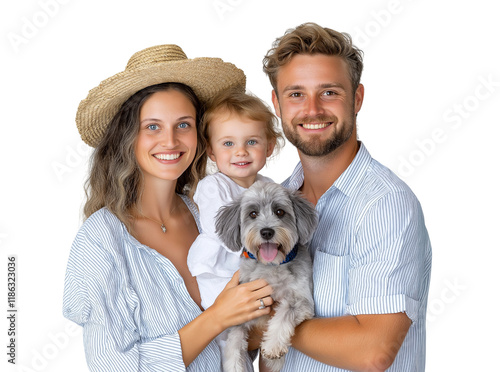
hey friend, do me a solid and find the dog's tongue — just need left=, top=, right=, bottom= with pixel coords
left=259, top=243, right=279, bottom=262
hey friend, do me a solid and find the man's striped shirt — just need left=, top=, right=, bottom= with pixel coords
left=281, top=143, right=432, bottom=372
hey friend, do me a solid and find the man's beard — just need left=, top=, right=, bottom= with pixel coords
left=282, top=113, right=355, bottom=157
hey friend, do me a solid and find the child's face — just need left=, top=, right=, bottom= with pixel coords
left=207, top=111, right=275, bottom=188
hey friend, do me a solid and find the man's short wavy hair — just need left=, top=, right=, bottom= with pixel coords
left=263, top=22, right=364, bottom=94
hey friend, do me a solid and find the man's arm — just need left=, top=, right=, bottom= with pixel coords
left=291, top=312, right=411, bottom=372
left=248, top=312, right=411, bottom=371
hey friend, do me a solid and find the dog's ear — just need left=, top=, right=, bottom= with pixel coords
left=290, top=190, right=318, bottom=245
left=215, top=200, right=242, bottom=252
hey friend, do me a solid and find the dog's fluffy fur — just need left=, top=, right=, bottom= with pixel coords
left=216, top=181, right=318, bottom=372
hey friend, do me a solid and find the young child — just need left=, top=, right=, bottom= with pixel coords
left=187, top=89, right=283, bottom=311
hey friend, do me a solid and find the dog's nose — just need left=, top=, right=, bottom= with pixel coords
left=260, top=228, right=275, bottom=240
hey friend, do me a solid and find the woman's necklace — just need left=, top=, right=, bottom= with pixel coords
left=139, top=199, right=180, bottom=234
left=141, top=215, right=167, bottom=233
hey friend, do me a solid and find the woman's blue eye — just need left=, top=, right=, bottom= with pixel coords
left=247, top=139, right=257, bottom=145
left=147, top=124, right=160, bottom=131
left=178, top=122, right=189, bottom=129
left=223, top=141, right=234, bottom=147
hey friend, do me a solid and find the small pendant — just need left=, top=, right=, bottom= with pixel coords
left=161, top=224, right=166, bottom=233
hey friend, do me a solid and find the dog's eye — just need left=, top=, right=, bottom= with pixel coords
left=275, top=209, right=286, bottom=218
left=249, top=211, right=258, bottom=219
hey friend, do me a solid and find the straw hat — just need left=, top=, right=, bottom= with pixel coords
left=76, top=44, right=246, bottom=147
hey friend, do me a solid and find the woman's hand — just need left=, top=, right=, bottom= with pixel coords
left=179, top=271, right=273, bottom=367
left=206, top=271, right=274, bottom=333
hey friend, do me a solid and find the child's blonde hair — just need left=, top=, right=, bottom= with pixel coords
left=200, top=89, right=284, bottom=154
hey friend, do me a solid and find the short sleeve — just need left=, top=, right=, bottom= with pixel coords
left=194, top=175, right=235, bottom=238
left=63, top=215, right=187, bottom=371
left=189, top=173, right=243, bottom=277
left=346, top=191, right=431, bottom=323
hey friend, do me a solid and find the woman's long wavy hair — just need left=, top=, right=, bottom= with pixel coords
left=83, top=82, right=207, bottom=229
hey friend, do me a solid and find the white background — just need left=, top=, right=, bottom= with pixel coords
left=1, top=0, right=499, bottom=371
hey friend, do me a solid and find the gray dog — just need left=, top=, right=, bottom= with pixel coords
left=215, top=181, right=318, bottom=372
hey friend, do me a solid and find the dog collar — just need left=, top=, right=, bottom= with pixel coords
left=242, top=244, right=299, bottom=265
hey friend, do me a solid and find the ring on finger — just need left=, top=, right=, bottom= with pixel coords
left=258, top=298, right=266, bottom=310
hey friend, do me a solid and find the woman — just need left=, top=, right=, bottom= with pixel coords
left=63, top=44, right=273, bottom=371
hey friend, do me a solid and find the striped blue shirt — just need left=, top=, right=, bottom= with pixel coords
left=62, top=195, right=223, bottom=371
left=281, top=143, right=432, bottom=371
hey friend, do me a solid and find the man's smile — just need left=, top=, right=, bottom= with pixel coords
left=301, top=122, right=332, bottom=130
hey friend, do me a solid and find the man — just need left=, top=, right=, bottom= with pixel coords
left=263, top=23, right=432, bottom=371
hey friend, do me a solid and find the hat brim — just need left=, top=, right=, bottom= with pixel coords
left=76, top=57, right=245, bottom=147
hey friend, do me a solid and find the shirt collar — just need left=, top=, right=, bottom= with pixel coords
left=283, top=142, right=372, bottom=199
left=333, top=142, right=372, bottom=197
